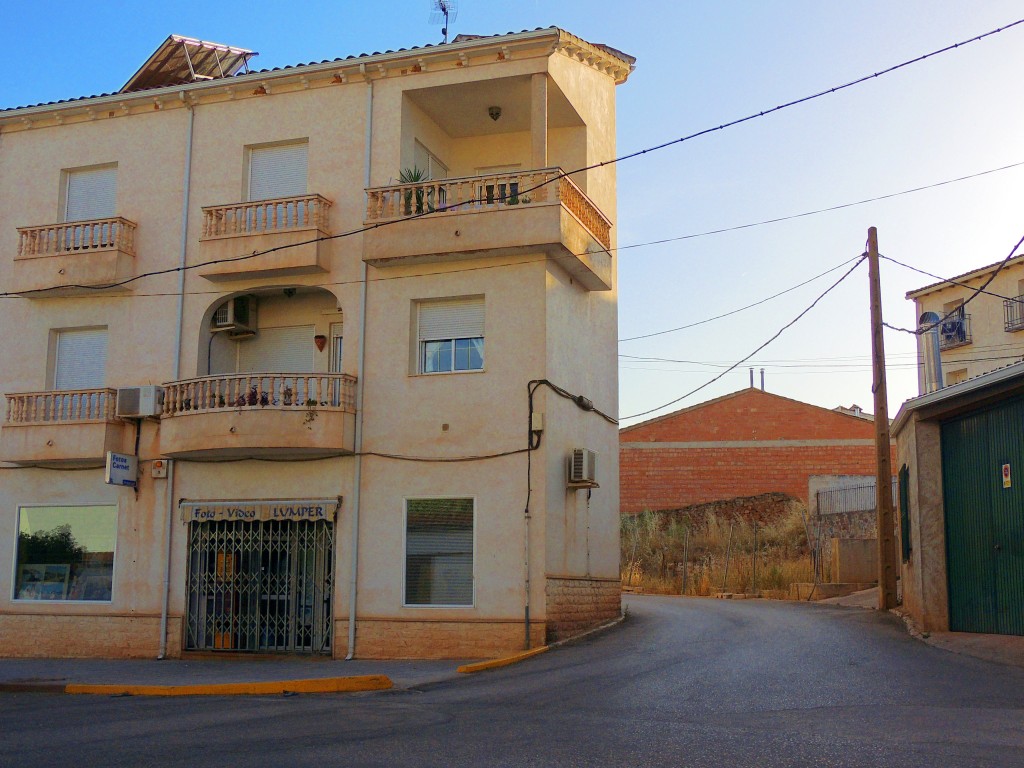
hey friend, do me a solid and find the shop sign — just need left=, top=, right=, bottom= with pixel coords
left=180, top=498, right=340, bottom=523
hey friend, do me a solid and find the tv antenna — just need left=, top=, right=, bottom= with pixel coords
left=429, top=0, right=458, bottom=44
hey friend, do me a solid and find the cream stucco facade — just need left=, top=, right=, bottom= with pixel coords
left=0, top=30, right=632, bottom=658
left=907, top=254, right=1024, bottom=392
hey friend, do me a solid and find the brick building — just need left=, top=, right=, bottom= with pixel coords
left=620, top=388, right=894, bottom=514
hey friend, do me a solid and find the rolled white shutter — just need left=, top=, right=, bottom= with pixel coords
left=237, top=325, right=315, bottom=373
left=54, top=328, right=108, bottom=389
left=418, top=297, right=484, bottom=341
left=66, top=167, right=117, bottom=221
left=249, top=143, right=308, bottom=201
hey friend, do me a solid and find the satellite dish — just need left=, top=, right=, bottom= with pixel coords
left=429, top=0, right=459, bottom=44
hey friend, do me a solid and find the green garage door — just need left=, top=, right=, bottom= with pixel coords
left=942, top=396, right=1024, bottom=635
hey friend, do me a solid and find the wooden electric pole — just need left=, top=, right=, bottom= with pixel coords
left=867, top=227, right=899, bottom=610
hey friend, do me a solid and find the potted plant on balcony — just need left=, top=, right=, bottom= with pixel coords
left=399, top=166, right=429, bottom=215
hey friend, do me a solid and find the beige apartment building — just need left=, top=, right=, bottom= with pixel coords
left=0, top=29, right=632, bottom=658
left=907, top=254, right=1024, bottom=391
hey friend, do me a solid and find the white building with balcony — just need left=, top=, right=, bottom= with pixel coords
left=0, top=30, right=632, bottom=658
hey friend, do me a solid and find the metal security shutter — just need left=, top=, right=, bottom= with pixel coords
left=405, top=498, right=474, bottom=606
left=66, top=167, right=116, bottom=221
left=237, top=325, right=314, bottom=373
left=418, top=297, right=484, bottom=341
left=249, top=143, right=308, bottom=201
left=54, top=328, right=108, bottom=389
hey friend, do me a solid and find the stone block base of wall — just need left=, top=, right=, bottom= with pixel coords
left=339, top=618, right=546, bottom=659
left=545, top=576, right=621, bottom=643
left=0, top=614, right=167, bottom=658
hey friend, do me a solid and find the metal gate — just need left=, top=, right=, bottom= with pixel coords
left=942, top=396, right=1024, bottom=636
left=185, top=519, right=334, bottom=653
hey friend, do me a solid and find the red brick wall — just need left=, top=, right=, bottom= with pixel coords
left=620, top=389, right=895, bottom=513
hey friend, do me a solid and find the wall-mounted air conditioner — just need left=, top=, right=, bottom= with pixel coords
left=116, top=385, right=165, bottom=418
left=212, top=296, right=257, bottom=335
left=567, top=448, right=599, bottom=488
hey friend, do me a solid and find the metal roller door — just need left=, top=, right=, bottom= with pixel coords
left=942, top=396, right=1024, bottom=635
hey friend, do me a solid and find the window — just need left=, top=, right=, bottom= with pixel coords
left=413, top=141, right=448, bottom=181
left=15, top=505, right=117, bottom=602
left=898, top=465, right=911, bottom=563
left=248, top=142, right=308, bottom=201
left=53, top=328, right=107, bottom=390
left=329, top=321, right=344, bottom=373
left=405, top=498, right=474, bottom=606
left=417, top=297, right=484, bottom=374
left=946, top=368, right=968, bottom=386
left=65, top=165, right=116, bottom=222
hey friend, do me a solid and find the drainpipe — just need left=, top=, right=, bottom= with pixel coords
left=159, top=97, right=194, bottom=659
left=346, top=76, right=373, bottom=660
left=919, top=311, right=944, bottom=393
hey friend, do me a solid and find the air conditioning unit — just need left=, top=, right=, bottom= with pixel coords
left=212, top=296, right=257, bottom=334
left=567, top=448, right=599, bottom=488
left=116, top=385, right=165, bottom=418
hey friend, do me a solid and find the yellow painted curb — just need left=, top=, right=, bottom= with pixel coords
left=457, top=646, right=549, bottom=674
left=64, top=674, right=393, bottom=697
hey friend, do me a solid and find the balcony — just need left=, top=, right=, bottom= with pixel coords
left=12, top=218, right=137, bottom=296
left=363, top=168, right=613, bottom=291
left=938, top=313, right=972, bottom=351
left=1, top=389, right=127, bottom=466
left=1005, top=296, right=1024, bottom=332
left=159, top=373, right=357, bottom=459
left=198, top=194, right=332, bottom=281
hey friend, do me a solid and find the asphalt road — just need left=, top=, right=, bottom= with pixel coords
left=3, top=596, right=1024, bottom=767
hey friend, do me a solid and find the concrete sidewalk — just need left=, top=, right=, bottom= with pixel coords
left=0, top=655, right=470, bottom=695
left=817, top=587, right=1024, bottom=669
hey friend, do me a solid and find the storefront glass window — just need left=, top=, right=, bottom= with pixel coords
left=14, top=505, right=117, bottom=602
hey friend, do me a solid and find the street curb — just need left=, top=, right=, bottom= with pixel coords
left=457, top=647, right=549, bottom=674
left=61, top=674, right=393, bottom=697
left=456, top=612, right=626, bottom=674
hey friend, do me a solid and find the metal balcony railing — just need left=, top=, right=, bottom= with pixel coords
left=1004, top=295, right=1024, bottom=332
left=938, top=312, right=972, bottom=351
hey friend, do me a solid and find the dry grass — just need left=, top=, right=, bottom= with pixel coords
left=621, top=494, right=823, bottom=597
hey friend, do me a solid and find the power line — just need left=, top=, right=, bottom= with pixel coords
left=5, top=18, right=1022, bottom=300
left=883, top=229, right=1024, bottom=335
left=613, top=159, right=1024, bottom=256
left=880, top=253, right=1017, bottom=301
left=620, top=256, right=867, bottom=421
left=619, top=256, right=860, bottom=342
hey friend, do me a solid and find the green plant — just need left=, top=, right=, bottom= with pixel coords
left=399, top=166, right=429, bottom=214
left=303, top=398, right=318, bottom=427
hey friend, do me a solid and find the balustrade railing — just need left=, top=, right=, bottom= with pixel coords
left=17, top=218, right=137, bottom=258
left=201, top=194, right=332, bottom=238
left=5, top=389, right=118, bottom=424
left=163, top=373, right=356, bottom=416
left=364, top=167, right=612, bottom=249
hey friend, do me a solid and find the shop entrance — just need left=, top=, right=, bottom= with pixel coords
left=185, top=518, right=334, bottom=654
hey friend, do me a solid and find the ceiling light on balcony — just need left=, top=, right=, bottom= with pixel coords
left=488, top=106, right=501, bottom=121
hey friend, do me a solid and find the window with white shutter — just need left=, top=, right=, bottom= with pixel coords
left=417, top=296, right=484, bottom=374
left=65, top=166, right=117, bottom=222
left=53, top=328, right=108, bottom=390
left=248, top=142, right=308, bottom=201
left=237, top=325, right=315, bottom=373
left=405, top=498, right=474, bottom=607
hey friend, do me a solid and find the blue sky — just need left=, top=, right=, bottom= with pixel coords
left=3, top=2, right=1023, bottom=422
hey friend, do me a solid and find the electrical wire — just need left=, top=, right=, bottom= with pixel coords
left=880, top=253, right=1018, bottom=301
left=620, top=256, right=867, bottom=421
left=5, top=18, right=1022, bottom=300
left=612, top=159, right=1024, bottom=257
left=619, top=256, right=860, bottom=342
left=883, top=229, right=1024, bottom=335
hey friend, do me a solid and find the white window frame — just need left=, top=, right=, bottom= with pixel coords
left=12, top=504, right=118, bottom=604
left=416, top=296, right=485, bottom=375
left=51, top=327, right=108, bottom=391
left=246, top=140, right=309, bottom=202
left=402, top=496, right=476, bottom=609
left=62, top=164, right=117, bottom=223
left=413, top=140, right=449, bottom=181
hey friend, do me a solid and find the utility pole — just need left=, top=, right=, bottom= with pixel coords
left=867, top=227, right=898, bottom=610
